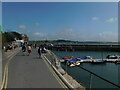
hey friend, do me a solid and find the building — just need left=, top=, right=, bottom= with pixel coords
left=22, top=34, right=29, bottom=45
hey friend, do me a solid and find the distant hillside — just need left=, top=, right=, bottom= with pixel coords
left=29, top=39, right=119, bottom=44
left=54, top=39, right=74, bottom=42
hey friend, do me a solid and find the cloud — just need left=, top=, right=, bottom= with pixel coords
left=33, top=32, right=46, bottom=37
left=106, top=17, right=117, bottom=23
left=27, top=29, right=118, bottom=42
left=52, top=29, right=84, bottom=41
left=27, top=30, right=32, bottom=33
left=27, top=31, right=47, bottom=40
left=99, top=32, right=118, bottom=41
left=54, top=30, right=118, bottom=42
left=33, top=32, right=47, bottom=38
left=18, top=25, right=26, bottom=29
left=46, top=29, right=99, bottom=41
left=35, top=23, right=40, bottom=26
left=92, top=17, right=99, bottom=21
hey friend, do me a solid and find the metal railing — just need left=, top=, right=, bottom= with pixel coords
left=64, top=64, right=120, bottom=89
left=42, top=51, right=74, bottom=89
left=78, top=66, right=120, bottom=89
left=47, top=50, right=61, bottom=68
left=47, top=50, right=120, bottom=89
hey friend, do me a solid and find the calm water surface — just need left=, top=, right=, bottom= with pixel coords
left=53, top=51, right=120, bottom=88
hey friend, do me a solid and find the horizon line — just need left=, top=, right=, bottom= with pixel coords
left=1, top=0, right=119, bottom=2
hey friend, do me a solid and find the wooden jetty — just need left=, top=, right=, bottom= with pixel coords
left=60, top=58, right=120, bottom=63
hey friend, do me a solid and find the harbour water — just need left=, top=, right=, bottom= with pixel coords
left=53, top=50, right=120, bottom=88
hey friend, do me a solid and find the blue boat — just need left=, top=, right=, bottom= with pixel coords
left=79, top=56, right=93, bottom=62
left=68, top=58, right=80, bottom=62
left=92, top=60, right=105, bottom=63
left=80, top=56, right=92, bottom=59
left=67, top=58, right=81, bottom=67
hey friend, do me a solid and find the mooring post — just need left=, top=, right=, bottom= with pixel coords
left=65, top=61, right=68, bottom=74
left=89, top=73, right=92, bottom=89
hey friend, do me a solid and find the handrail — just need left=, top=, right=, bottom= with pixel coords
left=42, top=53, right=74, bottom=89
left=49, top=50, right=120, bottom=88
left=78, top=66, right=120, bottom=88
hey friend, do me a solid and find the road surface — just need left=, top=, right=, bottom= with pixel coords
left=6, top=48, right=64, bottom=88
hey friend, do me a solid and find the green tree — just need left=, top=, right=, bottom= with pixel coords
left=2, top=31, right=22, bottom=46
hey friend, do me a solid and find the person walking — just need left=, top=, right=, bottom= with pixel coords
left=38, top=46, right=42, bottom=58
left=35, top=44, right=37, bottom=48
left=27, top=45, right=32, bottom=56
left=22, top=45, right=26, bottom=56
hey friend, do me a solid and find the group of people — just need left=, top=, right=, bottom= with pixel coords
left=22, top=44, right=47, bottom=58
left=33, top=44, right=37, bottom=48
left=38, top=46, right=47, bottom=58
left=3, top=43, right=18, bottom=52
left=22, top=44, right=32, bottom=56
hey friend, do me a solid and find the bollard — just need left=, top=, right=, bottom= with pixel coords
left=89, top=73, right=92, bottom=89
left=65, top=61, right=68, bottom=75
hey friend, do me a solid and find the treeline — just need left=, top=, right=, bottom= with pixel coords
left=2, top=32, right=22, bottom=46
left=29, top=39, right=119, bottom=44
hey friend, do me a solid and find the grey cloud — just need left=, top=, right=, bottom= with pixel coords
left=92, top=17, right=99, bottom=21
left=27, top=29, right=118, bottom=42
left=18, top=25, right=27, bottom=30
left=106, top=17, right=118, bottom=23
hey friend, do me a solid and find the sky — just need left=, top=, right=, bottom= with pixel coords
left=1, top=0, right=120, bottom=2
left=2, top=2, right=118, bottom=42
left=0, top=2, right=1, bottom=25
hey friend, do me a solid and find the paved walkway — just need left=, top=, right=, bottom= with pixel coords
left=0, top=51, right=2, bottom=85
left=6, top=48, right=63, bottom=88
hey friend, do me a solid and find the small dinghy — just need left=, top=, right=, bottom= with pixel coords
left=116, top=61, right=120, bottom=64
left=115, top=61, right=120, bottom=64
left=67, top=58, right=81, bottom=67
left=79, top=56, right=93, bottom=62
left=92, top=60, right=105, bottom=63
left=106, top=55, right=120, bottom=59
left=106, top=55, right=120, bottom=62
left=80, top=56, right=92, bottom=59
left=75, top=62, right=81, bottom=65
left=63, top=57, right=75, bottom=59
left=62, top=57, right=75, bottom=63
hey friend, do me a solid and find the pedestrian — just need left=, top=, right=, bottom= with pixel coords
left=35, top=44, right=37, bottom=48
left=22, top=45, right=26, bottom=56
left=42, top=47, right=47, bottom=53
left=38, top=46, right=42, bottom=58
left=27, top=45, right=32, bottom=56
left=51, top=43, right=54, bottom=50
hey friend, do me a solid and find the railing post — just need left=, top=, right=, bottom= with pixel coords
left=89, top=73, right=92, bottom=89
left=65, top=61, right=68, bottom=74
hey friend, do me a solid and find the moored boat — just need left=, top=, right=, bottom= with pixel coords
left=63, top=57, right=75, bottom=59
left=80, top=59, right=93, bottom=63
left=116, top=61, right=120, bottom=64
left=80, top=56, right=92, bottom=59
left=62, top=57, right=75, bottom=63
left=67, top=58, right=81, bottom=67
left=79, top=56, right=93, bottom=63
left=115, top=60, right=120, bottom=64
left=92, top=60, right=105, bottom=63
left=106, top=55, right=120, bottom=62
left=106, top=55, right=120, bottom=59
left=106, top=59, right=118, bottom=62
